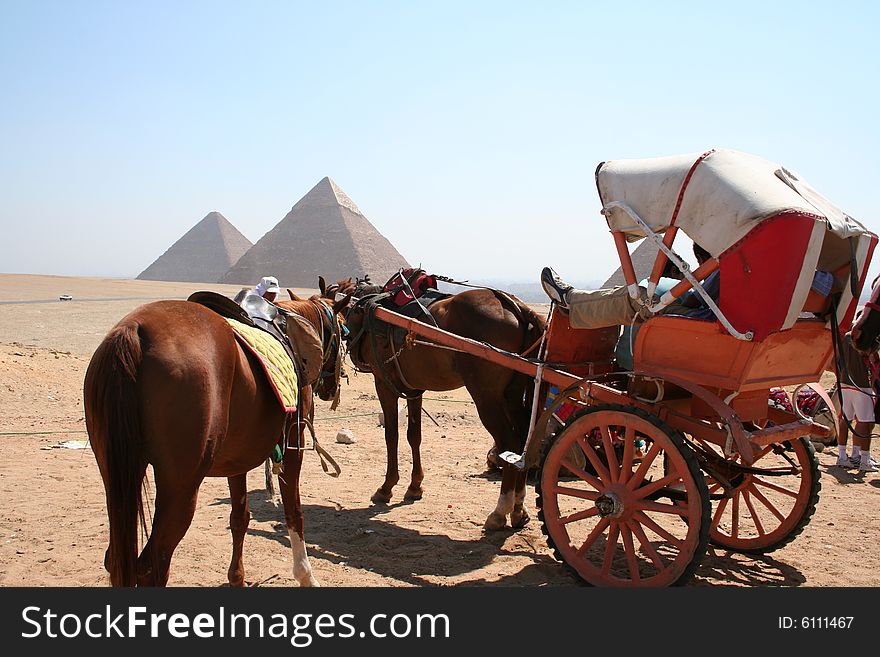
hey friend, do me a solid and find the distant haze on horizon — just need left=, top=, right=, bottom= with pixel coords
left=1, top=2, right=878, bottom=287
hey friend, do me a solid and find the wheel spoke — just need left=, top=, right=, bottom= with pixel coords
left=633, top=510, right=684, bottom=549
left=708, top=481, right=722, bottom=495
left=559, top=460, right=604, bottom=491
left=748, top=484, right=787, bottom=522
left=632, top=473, right=683, bottom=500
left=731, top=491, right=740, bottom=539
left=558, top=506, right=600, bottom=525
left=638, top=500, right=689, bottom=517
left=742, top=490, right=766, bottom=536
left=619, top=425, right=635, bottom=484
left=601, top=521, right=621, bottom=576
left=575, top=517, right=611, bottom=557
left=619, top=522, right=641, bottom=582
left=600, top=425, right=620, bottom=483
left=576, top=435, right=612, bottom=485
left=711, top=496, right=729, bottom=532
left=552, top=485, right=600, bottom=502
left=752, top=476, right=799, bottom=499
left=627, top=441, right=663, bottom=490
left=628, top=519, right=666, bottom=570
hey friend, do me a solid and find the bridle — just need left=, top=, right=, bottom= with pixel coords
left=313, top=298, right=348, bottom=410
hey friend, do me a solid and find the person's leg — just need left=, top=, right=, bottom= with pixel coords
left=837, top=389, right=854, bottom=466
left=848, top=388, right=877, bottom=471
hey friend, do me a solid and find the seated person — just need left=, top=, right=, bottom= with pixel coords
left=615, top=258, right=684, bottom=370
left=541, top=246, right=714, bottom=371
left=659, top=244, right=719, bottom=319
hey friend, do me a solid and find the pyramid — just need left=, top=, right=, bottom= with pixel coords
left=137, top=211, right=253, bottom=283
left=221, top=177, right=410, bottom=288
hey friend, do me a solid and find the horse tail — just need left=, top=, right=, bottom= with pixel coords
left=85, top=322, right=147, bottom=586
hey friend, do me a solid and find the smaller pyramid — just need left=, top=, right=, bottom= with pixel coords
left=137, top=211, right=253, bottom=283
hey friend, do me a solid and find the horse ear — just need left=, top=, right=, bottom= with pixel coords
left=338, top=277, right=354, bottom=295
left=333, top=294, right=352, bottom=314
left=319, top=276, right=327, bottom=296
left=287, top=288, right=303, bottom=301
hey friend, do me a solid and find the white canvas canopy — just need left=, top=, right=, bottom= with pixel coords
left=596, top=148, right=868, bottom=257
left=595, top=148, right=876, bottom=336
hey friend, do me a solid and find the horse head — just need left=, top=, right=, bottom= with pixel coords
left=311, top=278, right=355, bottom=404
left=852, top=275, right=880, bottom=353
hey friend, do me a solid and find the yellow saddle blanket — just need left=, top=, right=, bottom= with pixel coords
left=225, top=318, right=298, bottom=412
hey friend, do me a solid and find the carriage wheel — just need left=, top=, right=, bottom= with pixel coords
left=536, top=405, right=710, bottom=587
left=703, top=437, right=820, bottom=553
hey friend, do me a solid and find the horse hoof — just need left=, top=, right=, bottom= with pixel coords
left=510, top=510, right=530, bottom=529
left=483, top=512, right=507, bottom=531
left=371, top=490, right=393, bottom=504
left=403, top=487, right=423, bottom=501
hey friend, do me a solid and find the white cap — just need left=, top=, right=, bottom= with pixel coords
left=256, top=276, right=281, bottom=295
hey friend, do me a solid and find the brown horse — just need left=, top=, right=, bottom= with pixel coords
left=84, top=287, right=348, bottom=586
left=339, top=277, right=546, bottom=530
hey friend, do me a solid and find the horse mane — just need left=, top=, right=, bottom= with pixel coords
left=277, top=298, right=324, bottom=332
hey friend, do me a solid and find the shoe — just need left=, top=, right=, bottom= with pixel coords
left=541, top=267, right=573, bottom=307
left=859, top=461, right=879, bottom=473
left=850, top=455, right=879, bottom=468
left=836, top=456, right=854, bottom=468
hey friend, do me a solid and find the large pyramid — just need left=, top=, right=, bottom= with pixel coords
left=221, top=177, right=410, bottom=288
left=137, top=211, right=253, bottom=283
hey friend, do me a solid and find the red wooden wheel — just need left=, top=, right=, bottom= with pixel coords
left=704, top=437, right=820, bottom=553
left=536, top=405, right=710, bottom=587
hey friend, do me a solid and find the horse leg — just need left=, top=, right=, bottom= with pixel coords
left=372, top=381, right=401, bottom=503
left=403, top=395, right=424, bottom=500
left=277, top=443, right=319, bottom=587
left=484, top=464, right=518, bottom=531
left=466, top=375, right=529, bottom=530
left=502, top=375, right=532, bottom=529
left=135, top=481, right=200, bottom=586
left=509, top=470, right=531, bottom=528
left=226, top=474, right=250, bottom=587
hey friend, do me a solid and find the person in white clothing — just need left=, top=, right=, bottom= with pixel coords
left=836, top=331, right=878, bottom=473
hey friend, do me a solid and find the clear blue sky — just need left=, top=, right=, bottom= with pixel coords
left=1, top=1, right=878, bottom=285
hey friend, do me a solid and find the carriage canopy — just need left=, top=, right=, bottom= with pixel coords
left=595, top=148, right=877, bottom=338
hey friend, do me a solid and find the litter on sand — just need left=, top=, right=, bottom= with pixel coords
left=41, top=439, right=91, bottom=450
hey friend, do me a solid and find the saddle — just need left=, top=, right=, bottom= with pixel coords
left=379, top=268, right=450, bottom=328
left=187, top=290, right=322, bottom=386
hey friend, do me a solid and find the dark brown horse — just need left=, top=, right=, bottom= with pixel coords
left=339, top=277, right=546, bottom=530
left=84, top=288, right=348, bottom=586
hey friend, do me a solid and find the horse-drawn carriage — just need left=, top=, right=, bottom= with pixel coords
left=362, top=148, right=877, bottom=586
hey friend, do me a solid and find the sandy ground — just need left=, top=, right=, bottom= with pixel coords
left=1, top=273, right=878, bottom=587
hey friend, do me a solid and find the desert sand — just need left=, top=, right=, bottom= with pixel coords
left=1, top=273, right=878, bottom=587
